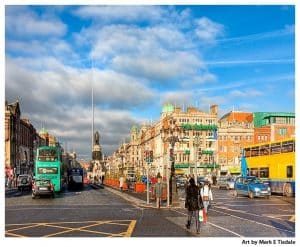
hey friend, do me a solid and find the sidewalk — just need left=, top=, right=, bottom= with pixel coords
left=102, top=183, right=184, bottom=209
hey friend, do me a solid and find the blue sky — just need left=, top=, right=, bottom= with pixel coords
left=4, top=5, right=295, bottom=158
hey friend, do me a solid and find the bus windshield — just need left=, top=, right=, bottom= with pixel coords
left=38, top=149, right=58, bottom=161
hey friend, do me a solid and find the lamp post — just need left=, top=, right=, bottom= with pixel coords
left=193, top=136, right=200, bottom=183
left=161, top=117, right=180, bottom=206
left=167, top=118, right=180, bottom=206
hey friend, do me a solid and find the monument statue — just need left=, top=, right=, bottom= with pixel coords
left=94, top=131, right=100, bottom=145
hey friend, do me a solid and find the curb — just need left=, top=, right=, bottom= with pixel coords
left=103, top=185, right=182, bottom=209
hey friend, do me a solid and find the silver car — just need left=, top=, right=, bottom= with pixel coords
left=217, top=176, right=235, bottom=190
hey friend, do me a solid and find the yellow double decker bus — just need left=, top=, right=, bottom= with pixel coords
left=242, top=138, right=295, bottom=197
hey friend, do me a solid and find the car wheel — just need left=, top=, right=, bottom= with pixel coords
left=234, top=190, right=238, bottom=197
left=249, top=191, right=254, bottom=199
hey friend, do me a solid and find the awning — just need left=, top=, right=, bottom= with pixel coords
left=229, top=167, right=241, bottom=174
left=175, top=169, right=185, bottom=175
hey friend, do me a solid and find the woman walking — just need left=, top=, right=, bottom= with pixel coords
left=185, top=177, right=203, bottom=234
left=200, top=181, right=213, bottom=214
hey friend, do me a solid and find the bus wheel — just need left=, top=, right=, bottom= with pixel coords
left=283, top=183, right=293, bottom=197
left=249, top=191, right=254, bottom=199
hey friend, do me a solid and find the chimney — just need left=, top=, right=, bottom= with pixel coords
left=210, top=104, right=218, bottom=115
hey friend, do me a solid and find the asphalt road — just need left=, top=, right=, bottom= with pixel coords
left=5, top=184, right=295, bottom=239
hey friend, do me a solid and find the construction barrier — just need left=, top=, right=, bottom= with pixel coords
left=134, top=183, right=145, bottom=193
left=150, top=183, right=167, bottom=200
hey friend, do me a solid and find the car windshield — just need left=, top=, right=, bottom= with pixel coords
left=247, top=178, right=263, bottom=184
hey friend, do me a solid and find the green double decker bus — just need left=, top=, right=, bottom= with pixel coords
left=34, top=146, right=63, bottom=192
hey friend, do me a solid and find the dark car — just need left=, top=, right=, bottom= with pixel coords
left=176, top=176, right=187, bottom=188
left=17, top=174, right=32, bottom=191
left=32, top=179, right=55, bottom=199
left=234, top=176, right=271, bottom=199
left=197, top=176, right=209, bottom=187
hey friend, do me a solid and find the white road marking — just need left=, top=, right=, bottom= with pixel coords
left=211, top=208, right=295, bottom=234
left=171, top=208, right=243, bottom=237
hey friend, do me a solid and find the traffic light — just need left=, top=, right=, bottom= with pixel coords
left=144, top=150, right=149, bottom=161
left=149, top=150, right=153, bottom=162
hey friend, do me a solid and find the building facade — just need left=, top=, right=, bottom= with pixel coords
left=5, top=100, right=37, bottom=176
left=108, top=103, right=219, bottom=178
left=253, top=112, right=295, bottom=143
left=217, top=111, right=254, bottom=176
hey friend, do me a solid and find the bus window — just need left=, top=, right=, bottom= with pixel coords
left=281, top=141, right=294, bottom=153
left=244, top=148, right=251, bottom=158
left=259, top=144, right=270, bottom=156
left=250, top=146, right=259, bottom=157
left=271, top=143, right=281, bottom=154
left=249, top=168, right=259, bottom=177
left=287, top=166, right=293, bottom=178
left=259, top=167, right=269, bottom=178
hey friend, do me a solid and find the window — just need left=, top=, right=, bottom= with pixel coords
left=281, top=141, right=294, bottom=153
left=271, top=143, right=281, bottom=154
left=260, top=144, right=270, bottom=156
left=287, top=166, right=293, bottom=178
left=278, top=128, right=287, bottom=136
left=250, top=146, right=259, bottom=157
left=249, top=168, right=259, bottom=177
left=259, top=167, right=269, bottom=178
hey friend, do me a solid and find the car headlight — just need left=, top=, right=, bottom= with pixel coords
left=267, top=187, right=271, bottom=191
left=254, top=187, right=260, bottom=192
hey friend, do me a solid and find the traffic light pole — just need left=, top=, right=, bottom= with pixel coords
left=144, top=150, right=153, bottom=205
left=146, top=162, right=149, bottom=204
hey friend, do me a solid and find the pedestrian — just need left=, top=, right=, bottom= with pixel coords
left=155, top=177, right=163, bottom=208
left=185, top=177, right=203, bottom=234
left=200, top=181, right=213, bottom=214
left=119, top=175, right=124, bottom=191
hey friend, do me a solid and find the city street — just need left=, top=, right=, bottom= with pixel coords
left=5, top=185, right=295, bottom=238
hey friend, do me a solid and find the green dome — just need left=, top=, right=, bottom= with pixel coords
left=131, top=125, right=138, bottom=132
left=39, top=127, right=48, bottom=135
left=162, top=103, right=174, bottom=113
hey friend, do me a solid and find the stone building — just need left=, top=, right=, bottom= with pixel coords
left=5, top=100, right=37, bottom=176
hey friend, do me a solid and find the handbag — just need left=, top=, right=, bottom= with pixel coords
left=199, top=209, right=204, bottom=222
left=199, top=209, right=207, bottom=222
left=203, top=195, right=209, bottom=201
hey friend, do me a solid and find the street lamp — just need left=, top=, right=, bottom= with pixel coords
left=160, top=117, right=180, bottom=206
left=193, top=136, right=200, bottom=183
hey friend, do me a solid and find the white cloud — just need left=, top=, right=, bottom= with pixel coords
left=73, top=6, right=164, bottom=23
left=6, top=7, right=66, bottom=37
left=195, top=17, right=224, bottom=43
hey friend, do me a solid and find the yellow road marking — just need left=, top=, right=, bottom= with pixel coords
left=289, top=215, right=295, bottom=222
left=6, top=220, right=137, bottom=237
left=6, top=223, right=41, bottom=232
left=124, top=220, right=136, bottom=237
left=5, top=231, right=27, bottom=237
